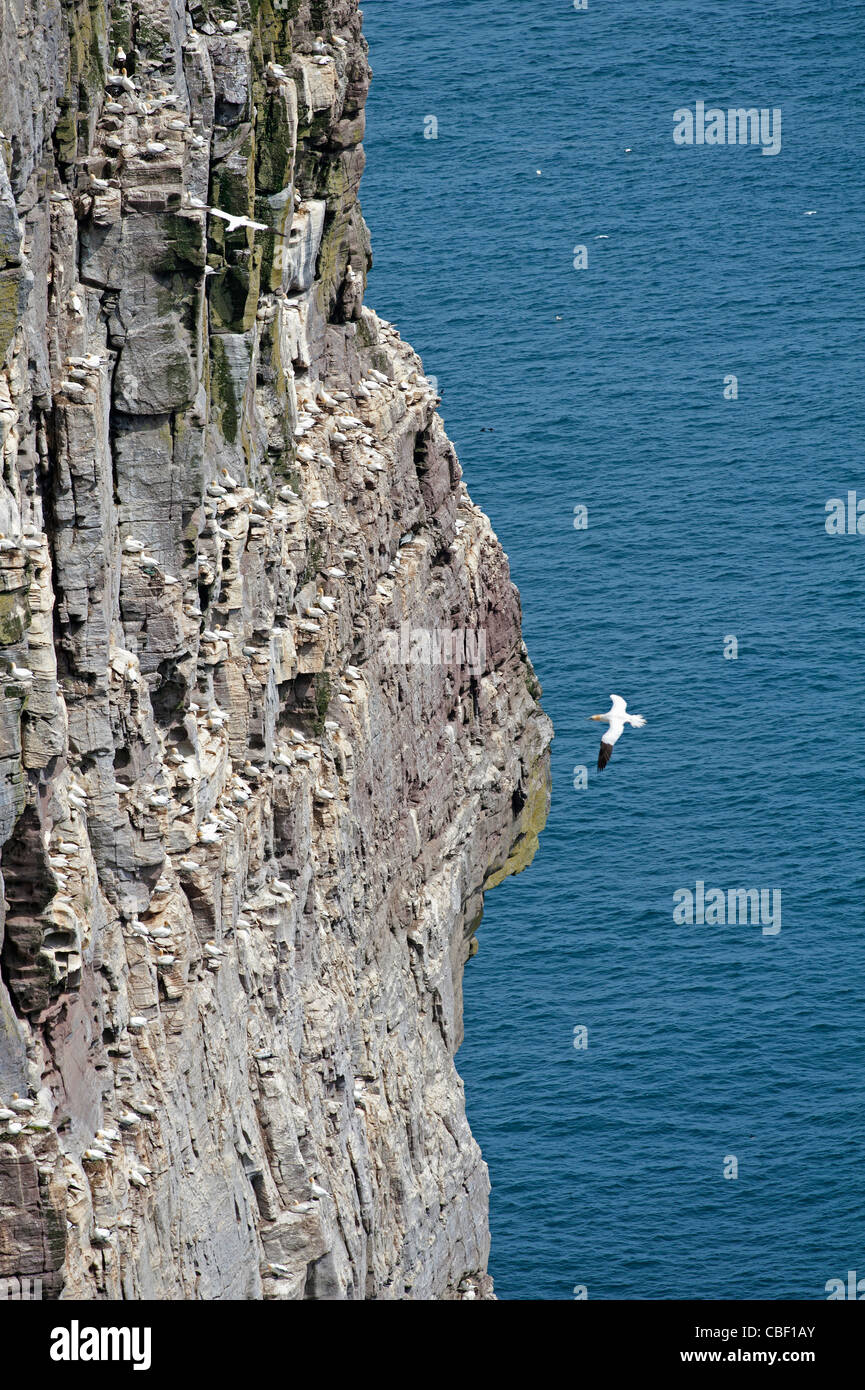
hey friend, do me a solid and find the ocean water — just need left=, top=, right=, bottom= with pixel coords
left=359, top=0, right=865, bottom=1300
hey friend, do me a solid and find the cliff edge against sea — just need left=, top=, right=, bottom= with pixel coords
left=0, top=0, right=551, bottom=1300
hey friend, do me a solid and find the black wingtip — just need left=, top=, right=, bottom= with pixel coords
left=597, top=741, right=613, bottom=771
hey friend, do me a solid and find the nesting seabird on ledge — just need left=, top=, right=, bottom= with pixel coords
left=590, top=694, right=646, bottom=771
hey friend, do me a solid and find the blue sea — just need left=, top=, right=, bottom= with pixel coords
left=360, top=0, right=865, bottom=1300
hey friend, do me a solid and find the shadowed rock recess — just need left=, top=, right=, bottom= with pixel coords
left=0, top=0, right=551, bottom=1300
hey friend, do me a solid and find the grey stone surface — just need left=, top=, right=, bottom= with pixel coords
left=0, top=0, right=552, bottom=1300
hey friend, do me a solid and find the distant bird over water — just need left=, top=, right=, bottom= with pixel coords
left=590, top=694, right=646, bottom=770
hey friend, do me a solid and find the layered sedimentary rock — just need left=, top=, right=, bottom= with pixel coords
left=0, top=0, right=551, bottom=1300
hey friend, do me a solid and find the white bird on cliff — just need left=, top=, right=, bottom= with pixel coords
left=590, top=694, right=646, bottom=772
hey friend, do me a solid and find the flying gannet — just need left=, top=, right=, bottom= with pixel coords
left=209, top=207, right=268, bottom=235
left=590, top=693, right=646, bottom=771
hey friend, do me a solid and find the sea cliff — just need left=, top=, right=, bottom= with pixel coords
left=0, top=0, right=551, bottom=1300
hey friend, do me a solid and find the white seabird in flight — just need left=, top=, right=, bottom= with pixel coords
left=590, top=694, right=646, bottom=771
left=208, top=207, right=269, bottom=235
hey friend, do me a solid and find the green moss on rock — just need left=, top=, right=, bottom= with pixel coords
left=250, top=0, right=299, bottom=56
left=0, top=591, right=30, bottom=646
left=255, top=92, right=296, bottom=195
left=312, top=671, right=331, bottom=735
left=209, top=337, right=240, bottom=445
left=483, top=758, right=551, bottom=892
left=0, top=270, right=24, bottom=364
left=209, top=256, right=261, bottom=333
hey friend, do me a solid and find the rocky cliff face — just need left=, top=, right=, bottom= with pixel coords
left=0, top=0, right=551, bottom=1300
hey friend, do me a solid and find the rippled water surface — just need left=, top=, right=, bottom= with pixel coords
left=360, top=0, right=865, bottom=1299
